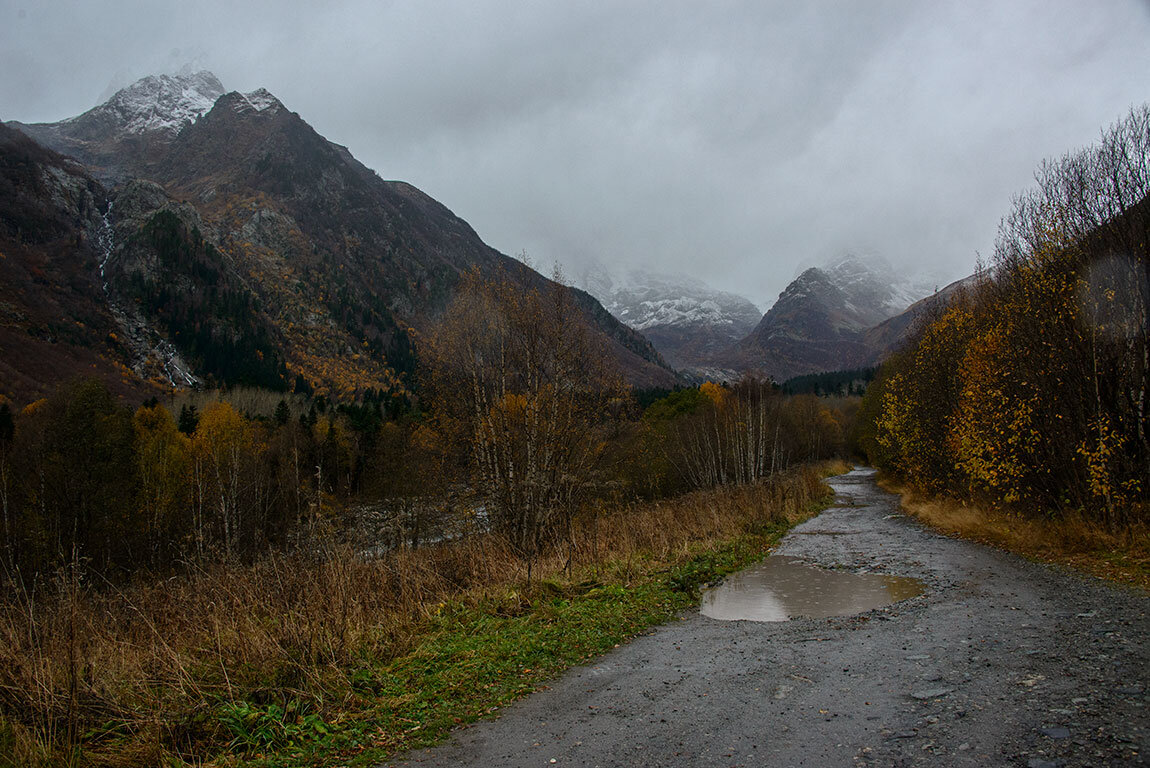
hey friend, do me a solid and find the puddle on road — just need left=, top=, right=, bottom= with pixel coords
left=700, top=556, right=924, bottom=622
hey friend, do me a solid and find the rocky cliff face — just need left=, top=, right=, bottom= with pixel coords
left=0, top=123, right=148, bottom=402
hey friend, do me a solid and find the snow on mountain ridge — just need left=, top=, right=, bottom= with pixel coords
left=815, top=253, right=945, bottom=315
left=577, top=264, right=761, bottom=331
left=78, top=71, right=226, bottom=136
left=233, top=88, right=283, bottom=114
left=627, top=297, right=732, bottom=330
left=571, top=262, right=763, bottom=374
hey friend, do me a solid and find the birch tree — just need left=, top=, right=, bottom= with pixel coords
left=424, top=266, right=624, bottom=571
left=194, top=402, right=259, bottom=560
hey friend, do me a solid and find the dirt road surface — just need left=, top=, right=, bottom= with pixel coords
left=389, top=468, right=1148, bottom=767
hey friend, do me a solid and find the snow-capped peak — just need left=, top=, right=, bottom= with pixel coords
left=802, top=252, right=944, bottom=315
left=233, top=88, right=283, bottom=114
left=84, top=70, right=225, bottom=136
left=573, top=261, right=762, bottom=333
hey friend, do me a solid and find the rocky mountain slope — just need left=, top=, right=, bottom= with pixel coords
left=858, top=273, right=982, bottom=364
left=0, top=124, right=152, bottom=402
left=11, top=71, right=226, bottom=185
left=714, top=255, right=944, bottom=382
left=4, top=71, right=675, bottom=401
left=575, top=264, right=761, bottom=376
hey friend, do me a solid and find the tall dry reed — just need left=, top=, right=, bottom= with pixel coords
left=0, top=463, right=838, bottom=767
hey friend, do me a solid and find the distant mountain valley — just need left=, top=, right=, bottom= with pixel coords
left=576, top=256, right=954, bottom=383
left=573, top=263, right=762, bottom=378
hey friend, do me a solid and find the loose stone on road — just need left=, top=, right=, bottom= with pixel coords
left=388, top=468, right=1148, bottom=767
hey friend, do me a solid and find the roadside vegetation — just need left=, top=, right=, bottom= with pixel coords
left=0, top=262, right=856, bottom=767
left=855, top=105, right=1149, bottom=581
left=882, top=481, right=1148, bottom=589
left=0, top=466, right=840, bottom=767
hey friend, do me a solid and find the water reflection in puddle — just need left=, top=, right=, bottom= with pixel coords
left=701, top=556, right=924, bottom=622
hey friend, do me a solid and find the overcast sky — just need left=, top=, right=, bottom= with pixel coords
left=3, top=1, right=1148, bottom=308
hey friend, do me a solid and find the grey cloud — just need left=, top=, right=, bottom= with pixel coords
left=2, top=0, right=1148, bottom=308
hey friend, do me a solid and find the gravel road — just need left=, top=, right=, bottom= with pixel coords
left=389, top=468, right=1148, bottom=767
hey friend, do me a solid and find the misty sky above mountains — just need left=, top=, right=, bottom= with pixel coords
left=3, top=1, right=1149, bottom=308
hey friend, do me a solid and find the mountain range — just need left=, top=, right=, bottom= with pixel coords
left=2, top=70, right=965, bottom=405
left=3, top=71, right=676, bottom=403
left=577, top=255, right=950, bottom=383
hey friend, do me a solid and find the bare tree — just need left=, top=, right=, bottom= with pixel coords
left=423, top=265, right=625, bottom=573
left=669, top=378, right=817, bottom=490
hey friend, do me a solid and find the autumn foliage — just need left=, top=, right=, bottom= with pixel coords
left=0, top=385, right=418, bottom=580
left=862, top=105, right=1149, bottom=525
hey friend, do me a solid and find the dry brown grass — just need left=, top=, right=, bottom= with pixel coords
left=0, top=463, right=840, bottom=767
left=881, top=478, right=1150, bottom=591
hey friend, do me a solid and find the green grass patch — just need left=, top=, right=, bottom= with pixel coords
left=223, top=517, right=812, bottom=768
